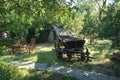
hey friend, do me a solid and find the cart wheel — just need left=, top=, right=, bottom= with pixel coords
left=54, top=40, right=62, bottom=59
left=85, top=45, right=90, bottom=61
left=54, top=40, right=57, bottom=49
left=56, top=52, right=62, bottom=59
left=67, top=53, right=72, bottom=61
left=81, top=52, right=85, bottom=61
left=54, top=40, right=60, bottom=50
left=86, top=52, right=90, bottom=61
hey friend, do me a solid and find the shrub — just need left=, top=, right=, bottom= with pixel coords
left=0, top=61, right=22, bottom=80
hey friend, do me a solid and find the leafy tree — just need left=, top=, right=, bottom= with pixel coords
left=0, top=0, right=120, bottom=48
left=99, top=1, right=120, bottom=47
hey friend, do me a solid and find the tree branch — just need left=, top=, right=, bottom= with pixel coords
left=11, top=0, right=21, bottom=8
left=95, top=0, right=101, bottom=9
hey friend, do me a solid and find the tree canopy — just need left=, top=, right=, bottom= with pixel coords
left=0, top=0, right=120, bottom=47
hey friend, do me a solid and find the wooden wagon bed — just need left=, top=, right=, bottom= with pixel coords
left=52, top=25, right=90, bottom=61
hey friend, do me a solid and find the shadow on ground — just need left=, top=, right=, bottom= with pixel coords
left=1, top=41, right=120, bottom=78
left=22, top=69, right=79, bottom=80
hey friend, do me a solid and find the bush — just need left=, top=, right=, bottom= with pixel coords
left=0, top=61, right=22, bottom=80
left=38, top=30, right=50, bottom=43
left=26, top=27, right=36, bottom=43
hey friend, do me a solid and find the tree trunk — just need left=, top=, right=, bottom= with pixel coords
left=90, top=30, right=93, bottom=45
left=95, top=0, right=107, bottom=25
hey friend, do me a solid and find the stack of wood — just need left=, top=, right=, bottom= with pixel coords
left=112, top=51, right=120, bottom=61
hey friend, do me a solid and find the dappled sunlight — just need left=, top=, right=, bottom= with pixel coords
left=0, top=0, right=120, bottom=79
left=0, top=41, right=120, bottom=77
left=13, top=53, right=38, bottom=62
left=0, top=55, right=15, bottom=61
left=37, top=47, right=52, bottom=52
left=36, top=43, right=53, bottom=52
left=87, top=39, right=114, bottom=59
left=92, top=58, right=110, bottom=65
left=22, top=56, right=37, bottom=62
left=20, top=69, right=30, bottom=77
left=97, top=39, right=112, bottom=44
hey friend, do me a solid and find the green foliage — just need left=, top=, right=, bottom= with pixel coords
left=98, top=1, right=120, bottom=47
left=76, top=0, right=99, bottom=38
left=26, top=27, right=36, bottom=43
left=0, top=61, right=22, bottom=80
left=37, top=23, right=52, bottom=43
left=0, top=0, right=120, bottom=47
left=0, top=0, right=75, bottom=42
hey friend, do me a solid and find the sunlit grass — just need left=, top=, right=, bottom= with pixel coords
left=78, top=39, right=120, bottom=77
left=37, top=44, right=53, bottom=52
left=0, top=39, right=120, bottom=77
left=0, top=55, right=15, bottom=61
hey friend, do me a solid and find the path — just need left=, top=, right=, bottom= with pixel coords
left=11, top=61, right=120, bottom=80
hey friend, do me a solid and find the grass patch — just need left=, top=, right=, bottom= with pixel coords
left=0, top=39, right=120, bottom=77
left=0, top=61, right=23, bottom=80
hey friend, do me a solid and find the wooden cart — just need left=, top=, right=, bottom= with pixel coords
left=52, top=25, right=90, bottom=61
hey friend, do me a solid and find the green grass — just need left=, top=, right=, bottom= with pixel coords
left=0, top=38, right=120, bottom=78
left=0, top=39, right=81, bottom=80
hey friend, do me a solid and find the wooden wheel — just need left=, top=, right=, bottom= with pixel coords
left=54, top=40, right=57, bottom=49
left=86, top=52, right=90, bottom=61
left=54, top=40, right=60, bottom=50
left=85, top=47, right=90, bottom=61
left=56, top=52, right=62, bottom=59
left=67, top=53, right=72, bottom=61
left=81, top=52, right=85, bottom=61
left=54, top=40, right=62, bottom=59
